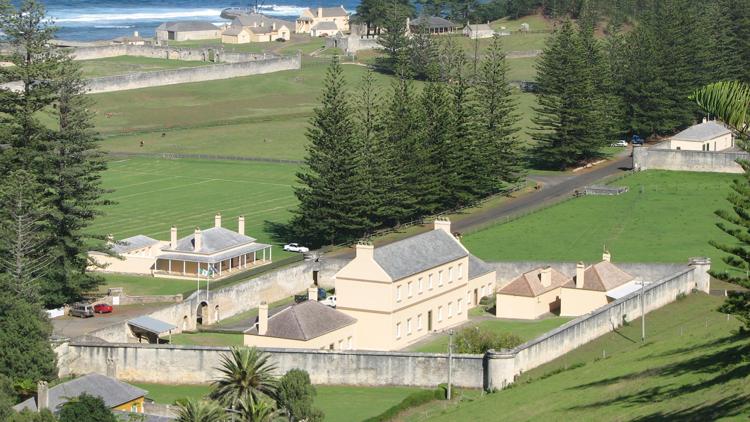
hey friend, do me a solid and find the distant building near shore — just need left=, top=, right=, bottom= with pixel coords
left=407, top=16, right=459, bottom=35
left=296, top=6, right=349, bottom=35
left=222, top=14, right=292, bottom=43
left=155, top=21, right=222, bottom=42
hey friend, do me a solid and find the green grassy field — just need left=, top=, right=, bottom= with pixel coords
left=132, top=382, right=423, bottom=422
left=98, top=273, right=196, bottom=296
left=170, top=332, right=243, bottom=347
left=408, top=294, right=750, bottom=421
left=167, top=35, right=325, bottom=55
left=79, top=55, right=211, bottom=78
left=464, top=170, right=737, bottom=269
left=412, top=316, right=572, bottom=353
left=92, top=157, right=297, bottom=258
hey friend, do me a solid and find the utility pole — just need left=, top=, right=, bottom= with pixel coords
left=641, top=280, right=646, bottom=342
left=447, top=329, right=454, bottom=400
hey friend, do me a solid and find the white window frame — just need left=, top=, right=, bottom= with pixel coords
left=347, top=336, right=353, bottom=349
left=417, top=314, right=422, bottom=330
left=396, top=285, right=402, bottom=302
left=428, top=274, right=434, bottom=290
left=338, top=339, right=343, bottom=349
left=448, top=302, right=453, bottom=318
left=408, top=281, right=413, bottom=298
left=418, top=277, right=423, bottom=293
left=458, top=263, right=463, bottom=280
left=438, top=306, right=443, bottom=322
left=449, top=267, right=453, bottom=283
left=458, top=298, right=463, bottom=314
left=438, top=270, right=443, bottom=286
left=407, top=318, right=412, bottom=335
left=396, top=322, right=401, bottom=339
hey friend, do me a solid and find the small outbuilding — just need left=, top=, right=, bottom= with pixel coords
left=407, top=16, right=459, bottom=35
left=669, top=120, right=734, bottom=151
left=311, top=21, right=340, bottom=37
left=222, top=14, right=292, bottom=43
left=496, top=266, right=567, bottom=319
left=463, top=23, right=494, bottom=39
left=155, top=21, right=221, bottom=42
left=559, top=253, right=637, bottom=317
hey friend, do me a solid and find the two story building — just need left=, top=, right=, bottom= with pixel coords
left=296, top=6, right=349, bottom=35
left=222, top=14, right=292, bottom=43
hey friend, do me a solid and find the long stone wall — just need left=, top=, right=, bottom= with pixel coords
left=69, top=45, right=265, bottom=63
left=633, top=144, right=748, bottom=174
left=86, top=55, right=300, bottom=93
left=64, top=259, right=710, bottom=391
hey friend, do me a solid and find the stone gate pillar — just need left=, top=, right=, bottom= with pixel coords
left=483, top=349, right=516, bottom=391
left=689, top=257, right=711, bottom=293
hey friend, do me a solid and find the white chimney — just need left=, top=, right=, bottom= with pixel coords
left=575, top=262, right=585, bottom=289
left=433, top=217, right=452, bottom=234
left=602, top=250, right=611, bottom=262
left=133, top=30, right=139, bottom=38
left=703, top=117, right=708, bottom=123
left=308, top=286, right=318, bottom=301
left=170, top=226, right=177, bottom=248
left=355, top=242, right=374, bottom=260
left=106, top=234, right=114, bottom=245
left=238, top=215, right=245, bottom=236
left=272, top=22, right=276, bottom=30
left=194, top=227, right=202, bottom=252
left=318, top=7, right=323, bottom=17
left=215, top=212, right=222, bottom=228
left=37, top=381, right=49, bottom=412
left=258, top=302, right=268, bottom=335
left=540, top=266, right=552, bottom=288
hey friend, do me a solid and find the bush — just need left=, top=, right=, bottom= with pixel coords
left=479, top=295, right=495, bottom=307
left=454, top=327, right=523, bottom=354
left=277, top=369, right=323, bottom=422
left=58, top=393, right=117, bottom=422
left=362, top=388, right=445, bottom=422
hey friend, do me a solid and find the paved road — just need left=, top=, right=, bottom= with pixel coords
left=51, top=303, right=171, bottom=339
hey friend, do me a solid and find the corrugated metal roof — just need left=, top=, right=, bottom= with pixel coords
left=112, top=235, right=159, bottom=254
left=13, top=374, right=146, bottom=412
left=128, top=316, right=177, bottom=335
left=165, top=227, right=256, bottom=254
left=374, top=230, right=467, bottom=281
left=157, top=242, right=270, bottom=264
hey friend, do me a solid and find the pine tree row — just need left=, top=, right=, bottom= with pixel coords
left=292, top=36, right=523, bottom=247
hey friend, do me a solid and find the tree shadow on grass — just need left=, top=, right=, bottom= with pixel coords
left=635, top=331, right=748, bottom=362
left=564, top=340, right=750, bottom=419
left=631, top=396, right=750, bottom=422
left=264, top=220, right=296, bottom=245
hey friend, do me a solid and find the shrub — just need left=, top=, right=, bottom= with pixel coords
left=454, top=327, right=523, bottom=354
left=58, top=393, right=117, bottom=422
left=277, top=369, right=324, bottom=422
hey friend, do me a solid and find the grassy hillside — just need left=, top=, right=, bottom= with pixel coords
left=79, top=55, right=211, bottom=78
left=464, top=171, right=736, bottom=269
left=406, top=294, right=750, bottom=421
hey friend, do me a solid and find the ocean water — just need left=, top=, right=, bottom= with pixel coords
left=41, top=0, right=360, bottom=41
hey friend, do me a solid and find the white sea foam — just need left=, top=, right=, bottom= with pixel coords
left=256, top=4, right=309, bottom=16
left=94, top=25, right=135, bottom=29
left=53, top=9, right=223, bottom=23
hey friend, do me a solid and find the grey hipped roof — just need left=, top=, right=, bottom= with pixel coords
left=672, top=121, right=731, bottom=142
left=374, top=229, right=468, bottom=280
left=165, top=226, right=256, bottom=254
left=311, top=21, right=339, bottom=31
left=309, top=6, right=348, bottom=18
left=468, top=254, right=494, bottom=279
left=232, top=14, right=292, bottom=30
left=465, top=23, right=493, bottom=32
left=245, top=300, right=356, bottom=341
left=156, top=21, right=218, bottom=32
left=410, top=16, right=457, bottom=29
left=111, top=234, right=159, bottom=254
left=157, top=241, right=270, bottom=264
left=13, top=374, right=146, bottom=412
left=128, top=316, right=177, bottom=335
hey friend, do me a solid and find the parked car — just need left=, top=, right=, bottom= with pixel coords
left=94, top=303, right=113, bottom=314
left=631, top=135, right=645, bottom=145
left=69, top=303, right=94, bottom=318
left=320, top=295, right=337, bottom=308
left=283, top=243, right=310, bottom=253
left=610, top=140, right=628, bottom=147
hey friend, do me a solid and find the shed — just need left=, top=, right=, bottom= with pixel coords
left=463, top=23, right=494, bottom=39
left=670, top=120, right=734, bottom=151
left=128, top=315, right=177, bottom=343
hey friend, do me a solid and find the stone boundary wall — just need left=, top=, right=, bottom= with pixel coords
left=484, top=258, right=710, bottom=390
left=86, top=55, right=301, bottom=94
left=96, top=293, right=183, bottom=306
left=88, top=257, right=349, bottom=342
left=64, top=259, right=710, bottom=391
left=633, top=144, right=748, bottom=174
left=69, top=45, right=266, bottom=63
left=58, top=343, right=485, bottom=388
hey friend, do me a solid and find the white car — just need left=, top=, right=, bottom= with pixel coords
left=283, top=243, right=309, bottom=253
left=610, top=140, right=628, bottom=147
left=320, top=295, right=336, bottom=308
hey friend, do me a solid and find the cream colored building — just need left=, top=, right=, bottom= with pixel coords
left=496, top=266, right=567, bottom=319
left=222, top=14, right=292, bottom=43
left=463, top=23, right=494, bottom=39
left=559, top=254, right=638, bottom=317
left=244, top=287, right=357, bottom=350
left=669, top=120, right=734, bottom=151
left=334, top=219, right=496, bottom=351
left=155, top=21, right=221, bottom=42
left=88, top=213, right=272, bottom=280
left=296, top=6, right=349, bottom=35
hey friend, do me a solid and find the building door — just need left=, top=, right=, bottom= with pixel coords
left=427, top=310, right=433, bottom=331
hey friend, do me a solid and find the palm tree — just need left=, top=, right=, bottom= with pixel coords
left=692, top=81, right=750, bottom=137
left=210, top=346, right=278, bottom=409
left=236, top=395, right=277, bottom=422
left=174, top=399, right=227, bottom=422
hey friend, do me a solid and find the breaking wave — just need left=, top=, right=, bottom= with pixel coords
left=53, top=9, right=224, bottom=24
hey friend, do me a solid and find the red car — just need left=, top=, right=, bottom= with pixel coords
left=94, top=303, right=113, bottom=314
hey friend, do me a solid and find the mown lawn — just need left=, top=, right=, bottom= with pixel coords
left=79, top=55, right=211, bottom=78
left=92, top=157, right=298, bottom=259
left=98, top=273, right=196, bottom=296
left=170, top=332, right=243, bottom=347
left=132, top=381, right=423, bottom=422
left=464, top=170, right=737, bottom=269
left=412, top=316, right=572, bottom=353
left=408, top=294, right=750, bottom=421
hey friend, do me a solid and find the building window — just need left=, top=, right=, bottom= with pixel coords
left=417, top=314, right=422, bottom=330
left=458, top=263, right=463, bottom=279
left=438, top=306, right=443, bottom=322
left=438, top=271, right=443, bottom=286
left=407, top=318, right=412, bottom=335
left=347, top=336, right=353, bottom=349
left=428, top=274, right=433, bottom=290
left=418, top=277, right=423, bottom=293
left=396, top=322, right=402, bottom=339
left=396, top=285, right=402, bottom=302
left=338, top=339, right=343, bottom=349
left=481, top=285, right=485, bottom=297
left=449, top=267, right=453, bottom=283
left=448, top=302, right=453, bottom=318
left=131, top=404, right=138, bottom=413
left=458, top=299, right=463, bottom=314
left=408, top=281, right=413, bottom=298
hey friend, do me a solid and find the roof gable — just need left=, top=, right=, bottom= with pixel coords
left=14, top=374, right=146, bottom=412
left=562, top=261, right=635, bottom=291
left=373, top=230, right=467, bottom=280
left=245, top=301, right=356, bottom=340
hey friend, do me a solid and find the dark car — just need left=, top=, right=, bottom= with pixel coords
left=94, top=303, right=113, bottom=314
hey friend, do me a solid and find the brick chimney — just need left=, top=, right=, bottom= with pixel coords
left=238, top=215, right=245, bottom=236
left=170, top=226, right=177, bottom=248
left=37, top=381, right=49, bottom=412
left=540, top=266, right=552, bottom=288
left=308, top=286, right=318, bottom=301
left=194, top=227, right=202, bottom=252
left=258, top=301, right=268, bottom=335
left=575, top=262, right=585, bottom=289
left=355, top=241, right=374, bottom=260
left=215, top=212, right=222, bottom=228
left=433, top=217, right=451, bottom=234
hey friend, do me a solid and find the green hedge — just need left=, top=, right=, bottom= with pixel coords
left=362, top=387, right=446, bottom=422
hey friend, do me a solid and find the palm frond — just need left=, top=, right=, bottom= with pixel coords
left=691, top=81, right=750, bottom=136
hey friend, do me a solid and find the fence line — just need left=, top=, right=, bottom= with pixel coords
left=105, top=151, right=302, bottom=164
